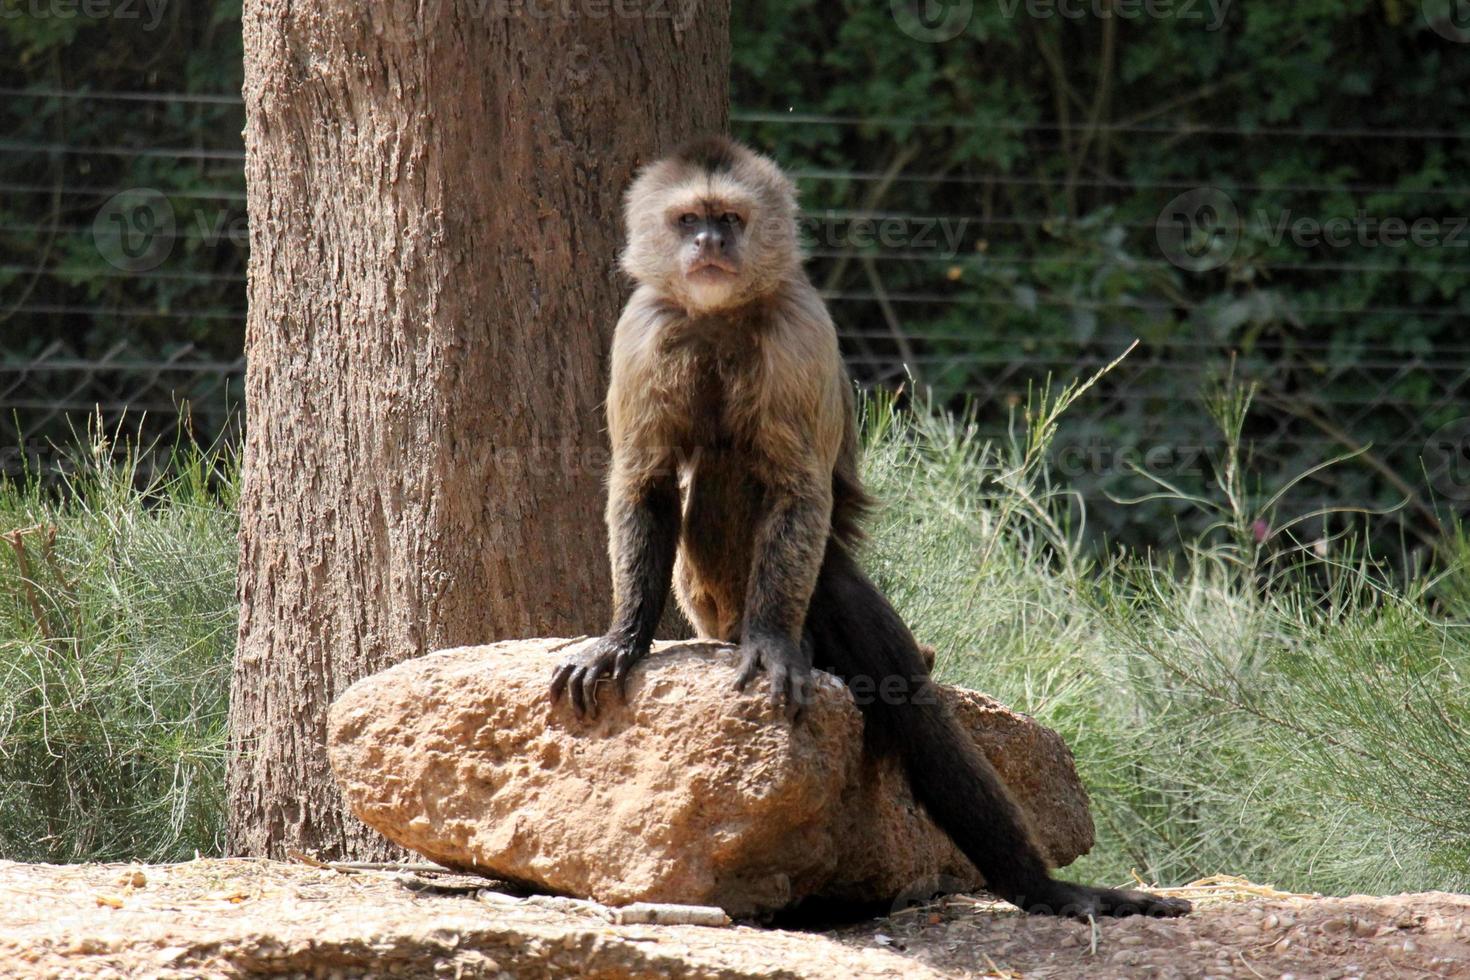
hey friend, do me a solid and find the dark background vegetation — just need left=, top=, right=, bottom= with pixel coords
left=4, top=1, right=1470, bottom=554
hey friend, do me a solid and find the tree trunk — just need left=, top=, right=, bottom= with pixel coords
left=229, top=0, right=730, bottom=860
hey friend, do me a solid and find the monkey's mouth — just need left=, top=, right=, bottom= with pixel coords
left=687, top=258, right=739, bottom=278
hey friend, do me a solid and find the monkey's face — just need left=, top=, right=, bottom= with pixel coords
left=669, top=200, right=748, bottom=310
left=622, top=139, right=801, bottom=314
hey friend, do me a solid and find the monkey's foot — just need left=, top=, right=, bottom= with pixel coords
left=548, top=635, right=646, bottom=719
left=733, top=633, right=812, bottom=721
left=1025, top=881, right=1192, bottom=919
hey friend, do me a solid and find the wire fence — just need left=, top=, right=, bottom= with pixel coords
left=0, top=341, right=244, bottom=454
left=3, top=88, right=1468, bottom=550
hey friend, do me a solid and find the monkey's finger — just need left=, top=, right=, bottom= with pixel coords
left=787, top=672, right=810, bottom=723
left=734, top=649, right=761, bottom=691
left=767, top=663, right=789, bottom=711
left=549, top=663, right=574, bottom=704
left=613, top=653, right=635, bottom=701
left=567, top=666, right=593, bottom=718
left=579, top=664, right=605, bottom=719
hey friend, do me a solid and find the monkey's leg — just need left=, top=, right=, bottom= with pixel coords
left=673, top=552, right=721, bottom=639
left=806, top=545, right=1192, bottom=920
left=676, top=454, right=760, bottom=641
left=550, top=469, right=679, bottom=718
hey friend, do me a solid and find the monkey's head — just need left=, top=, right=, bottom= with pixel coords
left=621, top=136, right=801, bottom=313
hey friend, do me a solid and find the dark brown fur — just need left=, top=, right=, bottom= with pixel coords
left=550, top=137, right=1191, bottom=921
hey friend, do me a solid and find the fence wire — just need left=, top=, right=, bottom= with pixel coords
left=2, top=90, right=1467, bottom=552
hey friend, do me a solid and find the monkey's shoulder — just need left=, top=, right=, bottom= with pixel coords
left=759, top=282, right=842, bottom=367
left=615, top=282, right=836, bottom=364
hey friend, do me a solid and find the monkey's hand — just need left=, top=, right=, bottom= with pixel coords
left=733, top=632, right=812, bottom=721
left=549, top=634, right=647, bottom=719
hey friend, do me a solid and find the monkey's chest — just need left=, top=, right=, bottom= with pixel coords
left=672, top=361, right=768, bottom=583
left=677, top=384, right=766, bottom=528
left=676, top=448, right=765, bottom=637
left=667, top=350, right=761, bottom=454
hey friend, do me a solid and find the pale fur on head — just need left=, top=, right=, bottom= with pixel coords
left=620, top=136, right=801, bottom=313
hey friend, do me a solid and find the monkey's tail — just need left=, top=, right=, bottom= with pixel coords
left=804, top=543, right=1059, bottom=908
left=829, top=462, right=874, bottom=549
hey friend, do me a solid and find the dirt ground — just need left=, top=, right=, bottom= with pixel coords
left=825, top=881, right=1470, bottom=978
left=1, top=859, right=1465, bottom=978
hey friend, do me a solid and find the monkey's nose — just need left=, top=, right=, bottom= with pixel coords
left=694, top=229, right=727, bottom=255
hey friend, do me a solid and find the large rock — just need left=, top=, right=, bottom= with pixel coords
left=327, top=639, right=1094, bottom=918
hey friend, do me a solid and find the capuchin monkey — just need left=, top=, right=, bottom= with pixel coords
left=550, top=136, right=1191, bottom=920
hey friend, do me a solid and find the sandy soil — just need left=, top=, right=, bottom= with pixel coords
left=0, top=860, right=1465, bottom=978
left=827, top=879, right=1470, bottom=978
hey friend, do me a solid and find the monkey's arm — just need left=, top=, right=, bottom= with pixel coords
left=734, top=474, right=832, bottom=717
left=550, top=457, right=680, bottom=718
left=550, top=291, right=682, bottom=718
left=734, top=304, right=848, bottom=717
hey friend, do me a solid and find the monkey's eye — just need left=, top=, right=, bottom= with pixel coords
left=679, top=213, right=700, bottom=227
left=719, top=212, right=742, bottom=227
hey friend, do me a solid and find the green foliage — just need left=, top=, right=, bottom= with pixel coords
left=0, top=405, right=1466, bottom=893
left=863, top=385, right=1470, bottom=894
left=4, top=2, right=1467, bottom=546
left=0, top=0, right=246, bottom=362
left=733, top=2, right=1470, bottom=549
left=0, top=424, right=236, bottom=862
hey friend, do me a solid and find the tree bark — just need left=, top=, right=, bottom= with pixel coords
left=229, top=0, right=730, bottom=860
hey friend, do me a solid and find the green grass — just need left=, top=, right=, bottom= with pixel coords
left=0, top=425, right=236, bottom=862
left=862, top=379, right=1470, bottom=896
left=0, top=394, right=1466, bottom=898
